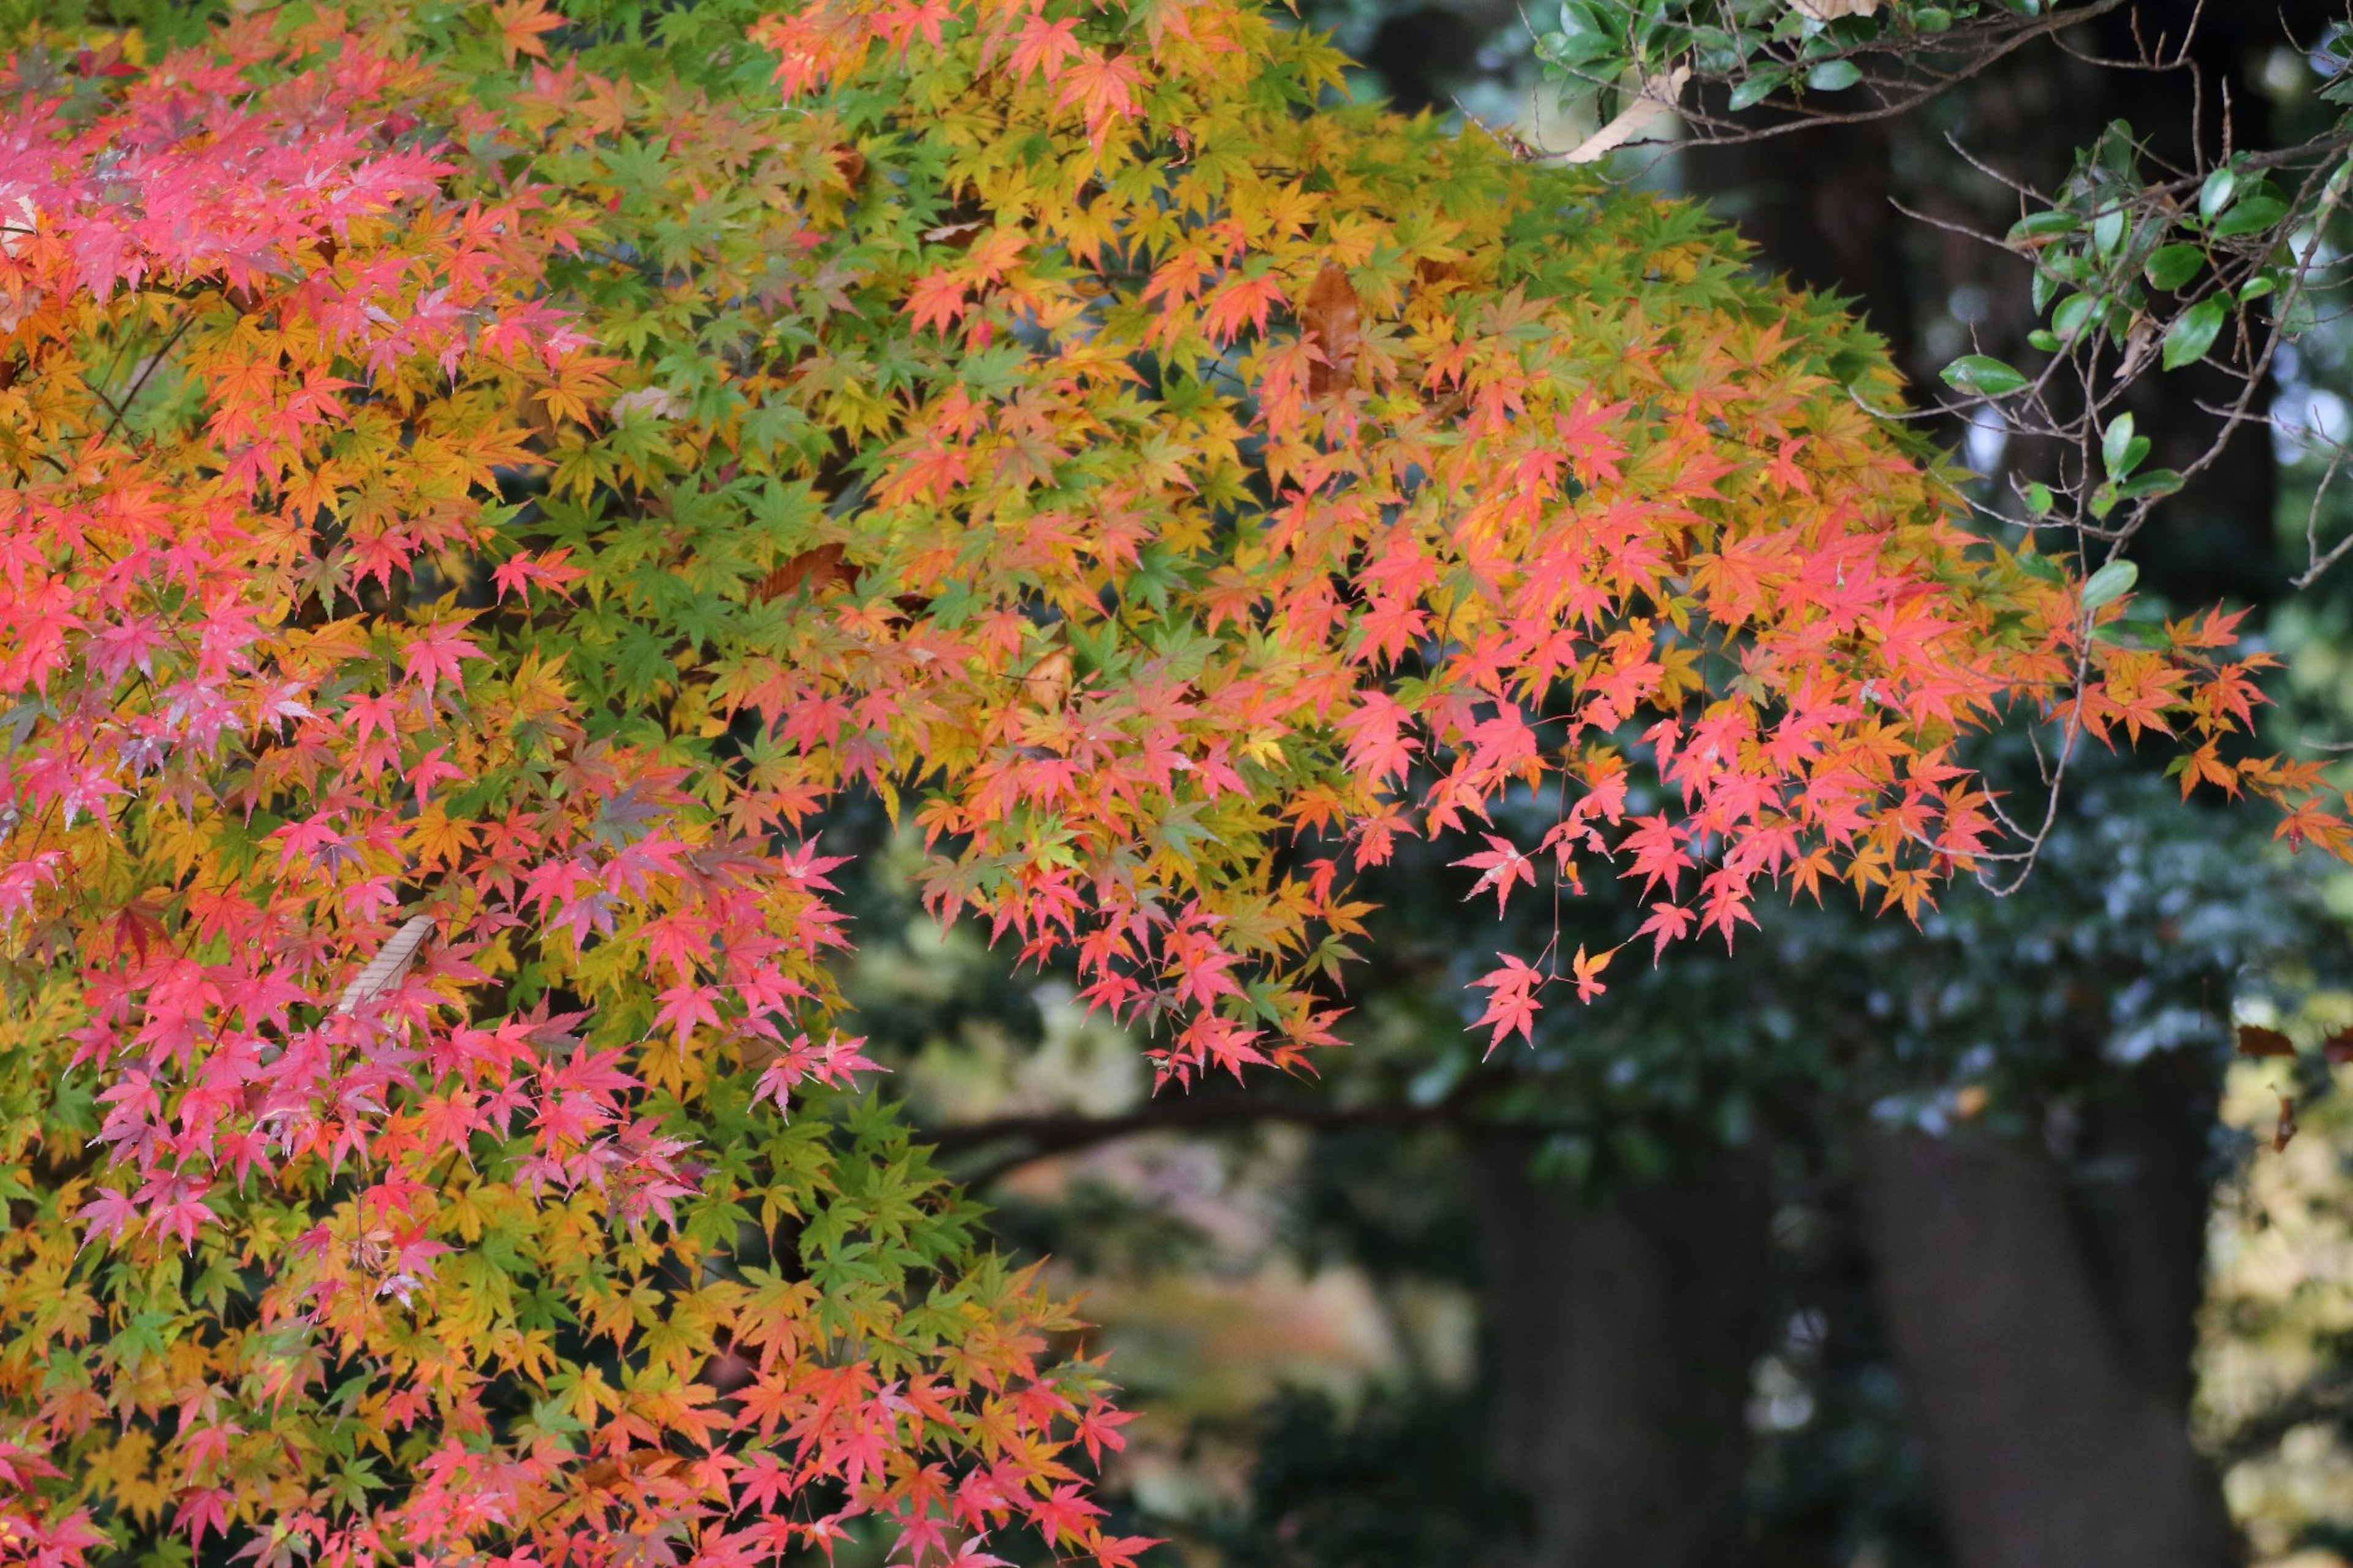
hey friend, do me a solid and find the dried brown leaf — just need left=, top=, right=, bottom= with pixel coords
left=751, top=543, right=855, bottom=604
left=1023, top=646, right=1073, bottom=710
left=1301, top=261, right=1362, bottom=400
left=2236, top=1023, right=2296, bottom=1059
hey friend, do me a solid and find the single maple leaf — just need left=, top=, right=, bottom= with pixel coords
left=1452, top=833, right=1534, bottom=917
left=492, top=0, right=567, bottom=64
left=1570, top=942, right=1614, bottom=1002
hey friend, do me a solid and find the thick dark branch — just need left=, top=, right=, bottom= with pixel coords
left=927, top=1092, right=1471, bottom=1187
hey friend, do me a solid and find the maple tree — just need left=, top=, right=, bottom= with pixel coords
left=0, top=0, right=2337, bottom=1565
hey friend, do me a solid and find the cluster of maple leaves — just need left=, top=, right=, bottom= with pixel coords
left=0, top=0, right=2334, bottom=1566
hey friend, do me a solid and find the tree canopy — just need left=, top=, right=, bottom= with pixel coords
left=0, top=1, right=2333, bottom=1566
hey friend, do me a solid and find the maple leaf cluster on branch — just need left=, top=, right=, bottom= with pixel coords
left=0, top=0, right=2332, bottom=1566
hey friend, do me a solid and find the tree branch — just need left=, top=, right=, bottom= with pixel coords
left=927, top=1091, right=1472, bottom=1187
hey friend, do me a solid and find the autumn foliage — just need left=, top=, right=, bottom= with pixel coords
left=0, top=0, right=2332, bottom=1564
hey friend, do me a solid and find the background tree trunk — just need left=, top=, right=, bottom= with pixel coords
left=1855, top=1111, right=2235, bottom=1568
left=1469, top=1137, right=1773, bottom=1568
left=2072, top=1049, right=2227, bottom=1412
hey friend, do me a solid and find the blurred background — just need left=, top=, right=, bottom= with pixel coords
left=837, top=6, right=2353, bottom=1564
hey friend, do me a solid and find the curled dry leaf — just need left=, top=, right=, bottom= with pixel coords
left=1023, top=645, right=1074, bottom=709
left=2276, top=1093, right=2300, bottom=1153
left=335, top=914, right=436, bottom=1015
left=1300, top=260, right=1362, bottom=399
left=1790, top=0, right=1882, bottom=18
left=1563, top=66, right=1692, bottom=165
left=610, top=384, right=688, bottom=420
left=749, top=542, right=855, bottom=603
left=923, top=218, right=988, bottom=249
left=1412, top=256, right=1463, bottom=294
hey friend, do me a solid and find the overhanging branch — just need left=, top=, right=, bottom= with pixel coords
left=928, top=1092, right=1473, bottom=1188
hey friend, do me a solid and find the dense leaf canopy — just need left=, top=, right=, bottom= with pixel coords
left=0, top=0, right=2329, bottom=1565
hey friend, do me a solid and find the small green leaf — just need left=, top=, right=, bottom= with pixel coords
left=2080, top=558, right=2138, bottom=611
left=1555, top=37, right=1622, bottom=69
left=2052, top=292, right=2101, bottom=339
left=2143, top=243, right=2203, bottom=292
left=2027, top=328, right=2061, bottom=352
left=2094, top=119, right=2138, bottom=178
left=1805, top=58, right=1862, bottom=91
left=2161, top=296, right=2225, bottom=369
left=2092, top=205, right=2126, bottom=256
left=2241, top=275, right=2276, bottom=303
left=1727, top=69, right=1787, bottom=111
left=2118, top=468, right=2184, bottom=502
left=1941, top=354, right=2029, bottom=397
left=2102, top=412, right=2139, bottom=479
left=2024, top=481, right=2054, bottom=518
left=2009, top=210, right=2078, bottom=241
left=1692, top=29, right=1743, bottom=77
left=1914, top=6, right=1953, bottom=31
left=2213, top=195, right=2288, bottom=238
left=2199, top=167, right=2238, bottom=221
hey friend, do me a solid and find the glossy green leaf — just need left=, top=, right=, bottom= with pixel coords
left=2092, top=205, right=2126, bottom=257
left=1942, top=354, right=2030, bottom=397
left=2102, top=413, right=2148, bottom=480
left=2143, top=243, right=2203, bottom=292
left=2080, top=558, right=2139, bottom=611
left=2161, top=296, right=2226, bottom=370
left=1727, top=69, right=1786, bottom=111
left=2199, top=167, right=2238, bottom=221
left=2053, top=292, right=2101, bottom=339
left=2213, top=195, right=2289, bottom=238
